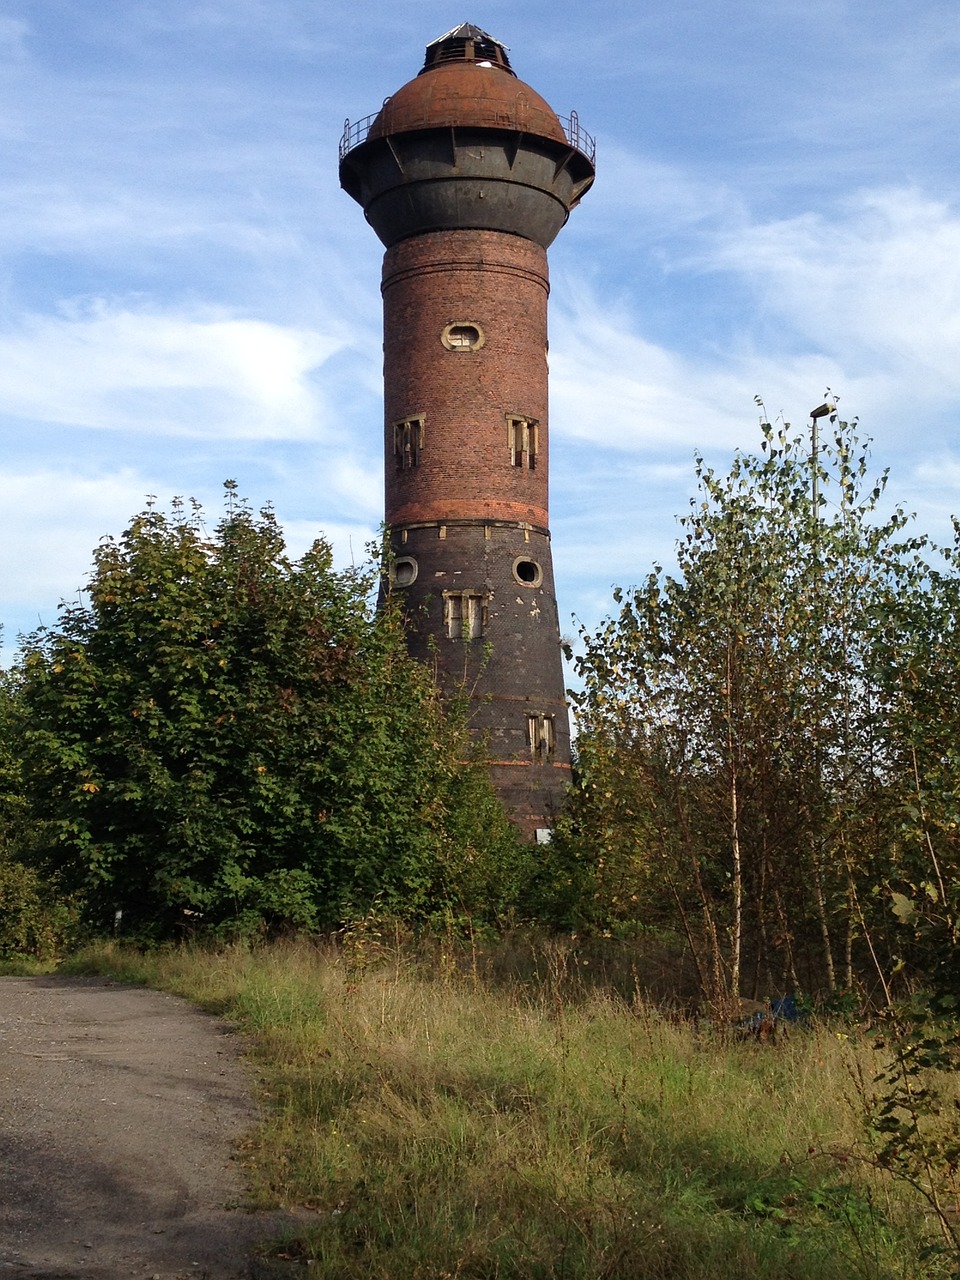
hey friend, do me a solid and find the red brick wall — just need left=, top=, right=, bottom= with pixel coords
left=382, top=229, right=550, bottom=527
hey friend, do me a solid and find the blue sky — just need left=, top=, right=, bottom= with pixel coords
left=3, top=0, right=960, bottom=665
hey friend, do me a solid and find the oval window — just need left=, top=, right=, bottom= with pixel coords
left=441, top=322, right=485, bottom=352
left=392, top=557, right=418, bottom=587
left=513, top=558, right=543, bottom=587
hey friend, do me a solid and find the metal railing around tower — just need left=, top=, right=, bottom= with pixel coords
left=561, top=111, right=595, bottom=164
left=339, top=110, right=595, bottom=164
left=339, top=113, right=379, bottom=160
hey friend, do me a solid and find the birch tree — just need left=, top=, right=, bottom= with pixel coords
left=566, top=413, right=924, bottom=1003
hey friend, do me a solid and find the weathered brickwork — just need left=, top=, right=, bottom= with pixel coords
left=383, top=230, right=550, bottom=528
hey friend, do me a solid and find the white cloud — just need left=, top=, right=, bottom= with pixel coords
left=585, top=142, right=744, bottom=232
left=0, top=468, right=383, bottom=664
left=0, top=304, right=345, bottom=438
left=549, top=290, right=855, bottom=453
left=0, top=181, right=312, bottom=256
left=549, top=182, right=960, bottom=477
left=914, top=455, right=960, bottom=490
left=712, top=189, right=960, bottom=396
left=0, top=469, right=149, bottom=617
left=898, top=453, right=960, bottom=544
left=280, top=518, right=379, bottom=569
left=550, top=296, right=749, bottom=451
left=320, top=457, right=381, bottom=520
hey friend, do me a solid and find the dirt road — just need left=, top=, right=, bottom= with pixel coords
left=0, top=975, right=300, bottom=1279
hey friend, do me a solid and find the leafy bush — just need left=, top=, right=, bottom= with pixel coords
left=0, top=851, right=79, bottom=961
left=10, top=489, right=525, bottom=938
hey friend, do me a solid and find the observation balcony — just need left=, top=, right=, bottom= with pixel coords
left=340, top=107, right=595, bottom=165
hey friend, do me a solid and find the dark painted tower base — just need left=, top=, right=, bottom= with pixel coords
left=390, top=521, right=571, bottom=833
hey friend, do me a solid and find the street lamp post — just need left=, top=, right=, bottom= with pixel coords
left=809, top=401, right=836, bottom=519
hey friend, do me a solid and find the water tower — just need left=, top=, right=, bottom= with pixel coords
left=339, top=23, right=594, bottom=836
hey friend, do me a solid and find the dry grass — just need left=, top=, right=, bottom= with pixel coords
left=68, top=934, right=953, bottom=1279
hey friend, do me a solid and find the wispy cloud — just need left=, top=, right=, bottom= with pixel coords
left=551, top=177, right=960, bottom=474
left=0, top=467, right=380, bottom=655
left=280, top=518, right=379, bottom=569
left=0, top=304, right=344, bottom=438
left=550, top=287, right=859, bottom=454
left=0, top=16, right=28, bottom=63
left=0, top=469, right=150, bottom=618
left=581, top=143, right=745, bottom=233
left=712, top=188, right=960, bottom=396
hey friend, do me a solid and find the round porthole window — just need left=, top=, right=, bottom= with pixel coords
left=513, top=558, right=543, bottom=587
left=392, top=557, right=418, bottom=587
left=441, top=322, right=485, bottom=352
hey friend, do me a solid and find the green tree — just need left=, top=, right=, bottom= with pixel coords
left=0, top=662, right=23, bottom=848
left=562, top=412, right=929, bottom=1004
left=0, top=660, right=79, bottom=959
left=870, top=525, right=960, bottom=999
left=12, top=489, right=523, bottom=938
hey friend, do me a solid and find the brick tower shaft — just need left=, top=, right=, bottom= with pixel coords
left=384, top=231, right=549, bottom=529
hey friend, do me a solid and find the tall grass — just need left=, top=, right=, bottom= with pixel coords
left=69, top=935, right=951, bottom=1279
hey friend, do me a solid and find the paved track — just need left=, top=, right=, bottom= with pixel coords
left=0, top=975, right=298, bottom=1279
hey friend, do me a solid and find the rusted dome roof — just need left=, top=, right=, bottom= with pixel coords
left=366, top=60, right=568, bottom=147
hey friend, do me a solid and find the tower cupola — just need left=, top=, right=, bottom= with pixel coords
left=420, top=23, right=515, bottom=74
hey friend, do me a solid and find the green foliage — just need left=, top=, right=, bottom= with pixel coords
left=868, top=523, right=960, bottom=1000
left=862, top=997, right=960, bottom=1265
left=561, top=409, right=956, bottom=1005
left=0, top=664, right=77, bottom=959
left=0, top=663, right=24, bottom=847
left=10, top=488, right=524, bottom=938
left=0, top=853, right=79, bottom=961
left=557, top=402, right=960, bottom=1250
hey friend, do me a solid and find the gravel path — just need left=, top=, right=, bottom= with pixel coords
left=0, top=975, right=301, bottom=1280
